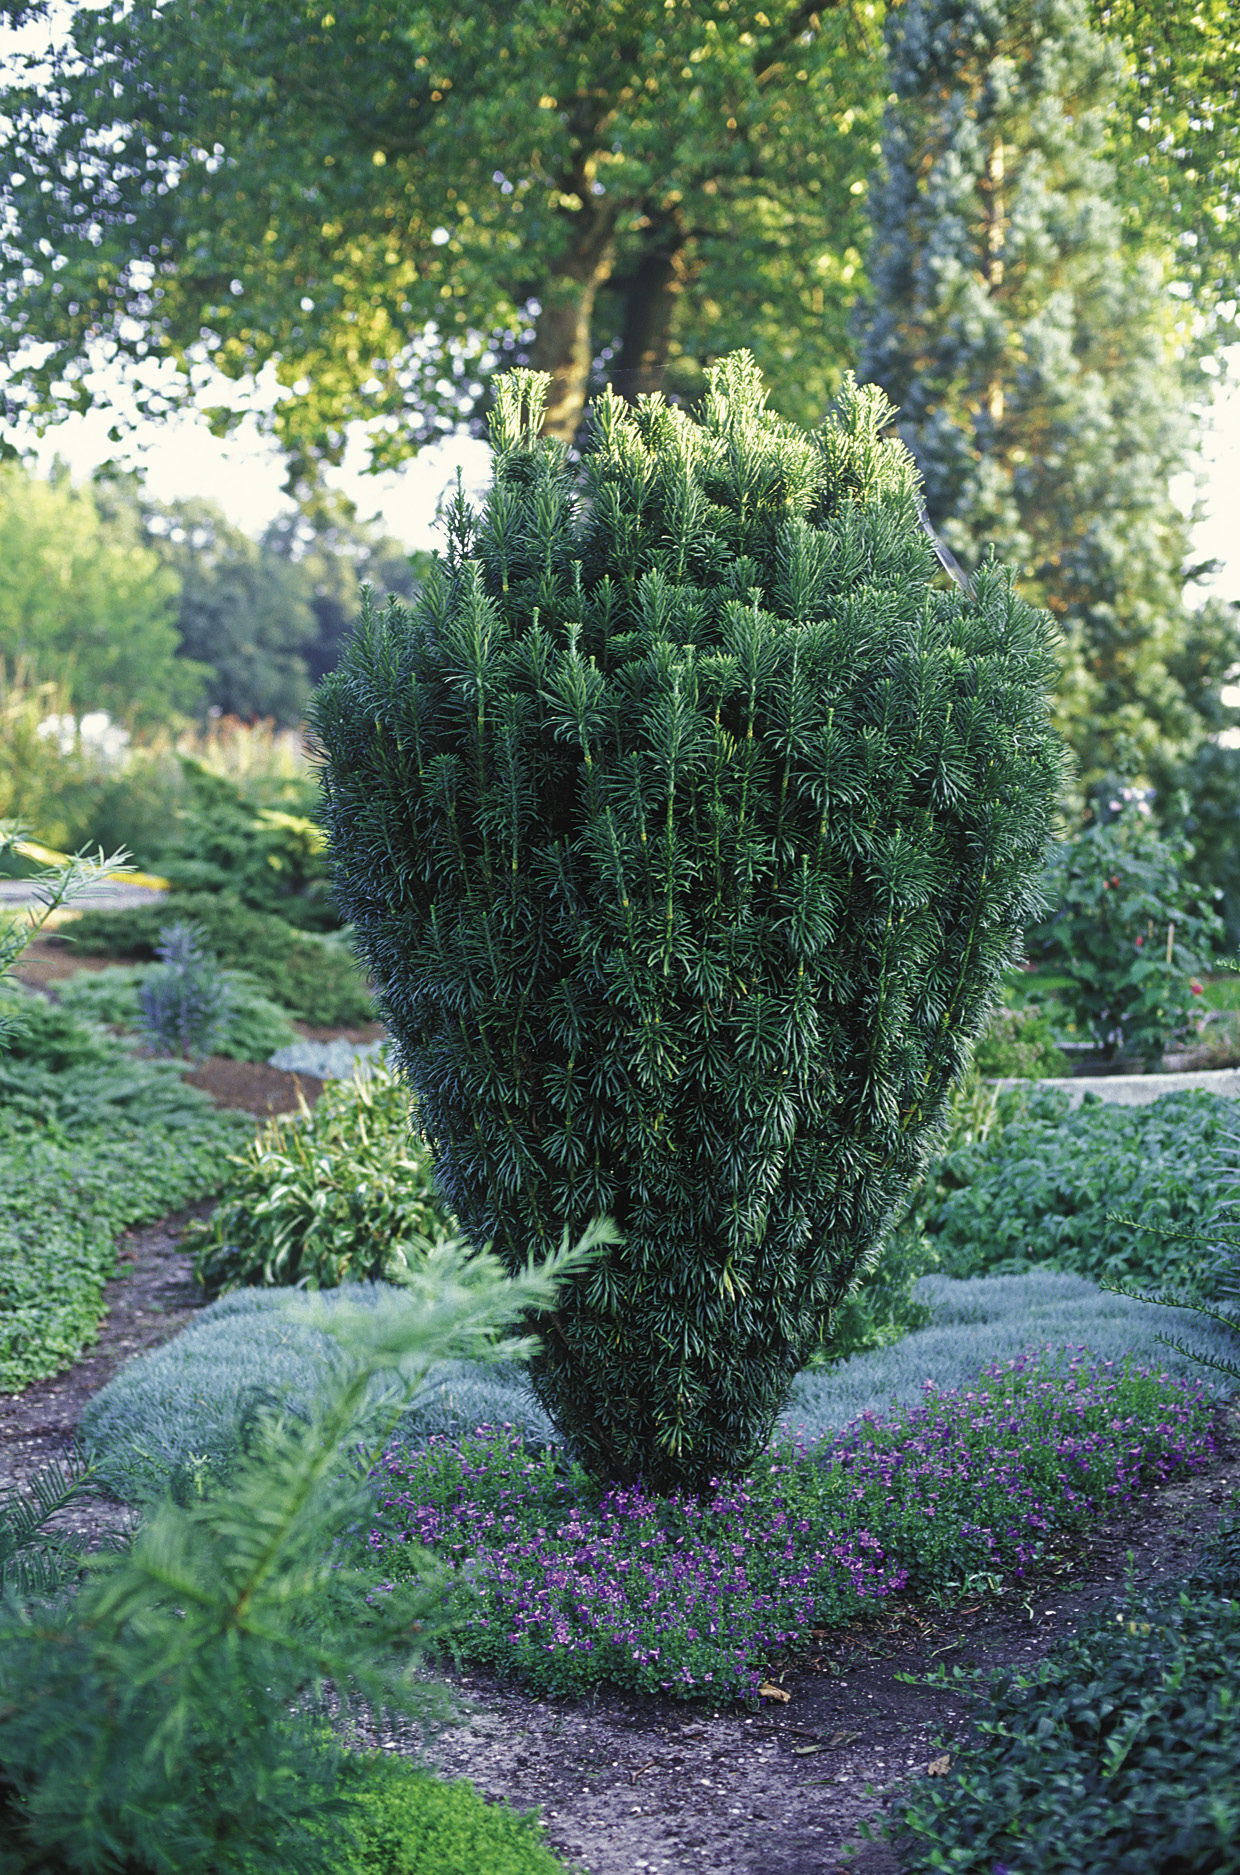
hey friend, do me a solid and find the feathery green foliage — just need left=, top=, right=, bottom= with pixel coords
left=0, top=1228, right=608, bottom=1874
left=314, top=353, right=1066, bottom=1491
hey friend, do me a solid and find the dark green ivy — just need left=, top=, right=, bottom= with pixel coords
left=313, top=353, right=1067, bottom=1491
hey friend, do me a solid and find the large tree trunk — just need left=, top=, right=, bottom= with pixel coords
left=609, top=213, right=693, bottom=402
left=529, top=199, right=617, bottom=442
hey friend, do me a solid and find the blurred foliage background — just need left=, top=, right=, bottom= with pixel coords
left=0, top=0, right=1236, bottom=932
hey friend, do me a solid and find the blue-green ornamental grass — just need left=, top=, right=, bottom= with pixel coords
left=361, top=1349, right=1218, bottom=1705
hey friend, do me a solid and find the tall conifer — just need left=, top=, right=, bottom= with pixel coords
left=857, top=0, right=1233, bottom=796
left=314, top=355, right=1065, bottom=1491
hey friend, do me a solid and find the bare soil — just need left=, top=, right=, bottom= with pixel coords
left=4, top=939, right=1240, bottom=1871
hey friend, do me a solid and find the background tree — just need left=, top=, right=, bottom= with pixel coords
left=0, top=460, right=205, bottom=725
left=261, top=503, right=421, bottom=685
left=1097, top=0, right=1240, bottom=320
left=856, top=0, right=1240, bottom=798
left=0, top=0, right=879, bottom=474
left=95, top=480, right=319, bottom=724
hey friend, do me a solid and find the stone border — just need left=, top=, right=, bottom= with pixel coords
left=992, top=1067, right=1240, bottom=1107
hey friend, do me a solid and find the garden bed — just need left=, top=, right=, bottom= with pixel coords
left=3, top=1227, right=1239, bottom=1874
left=7, top=929, right=1240, bottom=1871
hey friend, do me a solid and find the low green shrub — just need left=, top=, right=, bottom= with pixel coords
left=55, top=962, right=299, bottom=1061
left=131, top=755, right=340, bottom=930
left=78, top=1285, right=556, bottom=1505
left=67, top=891, right=374, bottom=1025
left=884, top=1577, right=1240, bottom=1873
left=0, top=1111, right=249, bottom=1392
left=0, top=986, right=242, bottom=1132
left=187, top=1058, right=459, bottom=1296
left=972, top=999, right=1069, bottom=1078
left=928, top=1086, right=1232, bottom=1287
left=333, top=1752, right=570, bottom=1875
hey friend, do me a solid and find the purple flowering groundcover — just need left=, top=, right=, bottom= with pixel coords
left=362, top=1347, right=1218, bottom=1704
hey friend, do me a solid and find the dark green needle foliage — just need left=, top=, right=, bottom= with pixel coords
left=313, top=352, right=1067, bottom=1492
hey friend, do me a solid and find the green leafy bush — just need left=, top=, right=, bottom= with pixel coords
left=141, top=756, right=340, bottom=930
left=885, top=1581, right=1240, bottom=1873
left=55, top=961, right=299, bottom=1061
left=928, top=1087, right=1233, bottom=1287
left=1027, top=790, right=1222, bottom=1063
left=68, top=890, right=374, bottom=1024
left=332, top=1750, right=570, bottom=1875
left=972, top=999, right=1069, bottom=1077
left=188, top=1058, right=459, bottom=1295
left=314, top=356, right=1065, bottom=1491
left=0, top=1234, right=604, bottom=1874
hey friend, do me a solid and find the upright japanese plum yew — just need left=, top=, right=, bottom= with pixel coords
left=313, top=355, right=1066, bottom=1491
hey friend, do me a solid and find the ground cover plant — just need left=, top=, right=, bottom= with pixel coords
left=885, top=1565, right=1240, bottom=1873
left=79, top=1267, right=1236, bottom=1511
left=187, top=1056, right=459, bottom=1294
left=328, top=1752, right=572, bottom=1875
left=78, top=1284, right=559, bottom=1505
left=0, top=1113, right=249, bottom=1392
left=926, top=1086, right=1232, bottom=1286
left=0, top=984, right=251, bottom=1390
left=314, top=355, right=1067, bottom=1491
left=360, top=1349, right=1219, bottom=1704
left=0, top=853, right=251, bottom=1390
left=67, top=890, right=374, bottom=1025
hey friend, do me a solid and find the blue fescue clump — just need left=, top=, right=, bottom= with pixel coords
left=136, top=921, right=233, bottom=1061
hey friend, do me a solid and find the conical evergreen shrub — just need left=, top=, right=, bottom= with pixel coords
left=313, top=354, right=1066, bottom=1491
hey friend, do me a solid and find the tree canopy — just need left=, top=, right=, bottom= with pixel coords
left=0, top=0, right=880, bottom=476
left=857, top=0, right=1240, bottom=797
left=0, top=461, right=206, bottom=725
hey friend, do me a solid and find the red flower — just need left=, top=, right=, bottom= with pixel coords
left=1190, top=981, right=1204, bottom=995
left=1135, top=935, right=1143, bottom=947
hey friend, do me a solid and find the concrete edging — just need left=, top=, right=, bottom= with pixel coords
left=991, top=1068, right=1240, bottom=1107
